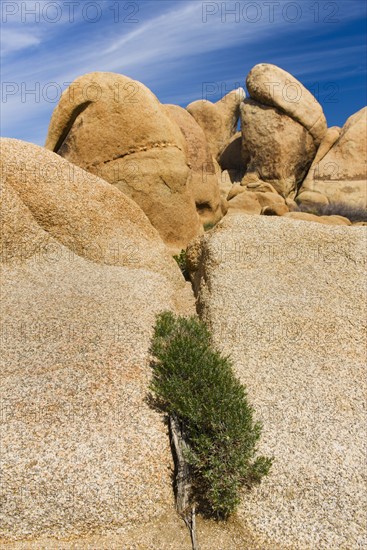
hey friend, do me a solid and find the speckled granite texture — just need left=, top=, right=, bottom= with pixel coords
left=188, top=213, right=367, bottom=549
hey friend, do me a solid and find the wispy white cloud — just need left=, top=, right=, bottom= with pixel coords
left=0, top=0, right=365, bottom=143
left=0, top=28, right=42, bottom=55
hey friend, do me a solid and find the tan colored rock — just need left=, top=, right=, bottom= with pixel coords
left=313, top=126, right=341, bottom=164
left=299, top=108, right=367, bottom=208
left=255, top=191, right=286, bottom=209
left=1, top=139, right=191, bottom=280
left=185, top=235, right=203, bottom=275
left=285, top=197, right=299, bottom=211
left=217, top=170, right=234, bottom=200
left=219, top=131, right=246, bottom=171
left=284, top=212, right=350, bottom=225
left=45, top=71, right=202, bottom=251
left=227, top=183, right=246, bottom=201
left=0, top=516, right=265, bottom=550
left=217, top=169, right=245, bottom=201
left=320, top=215, right=351, bottom=225
left=313, top=180, right=367, bottom=209
left=240, top=188, right=289, bottom=216
left=241, top=99, right=317, bottom=197
left=246, top=63, right=327, bottom=145
left=164, top=104, right=226, bottom=228
left=261, top=204, right=289, bottom=216
left=187, top=213, right=366, bottom=549
left=245, top=180, right=279, bottom=194
left=325, top=112, right=364, bottom=168
left=186, top=88, right=245, bottom=160
left=227, top=186, right=285, bottom=212
left=300, top=126, right=341, bottom=192
left=227, top=191, right=262, bottom=214
left=296, top=190, right=329, bottom=208
left=0, top=139, right=197, bottom=543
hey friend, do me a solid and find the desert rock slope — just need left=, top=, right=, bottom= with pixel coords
left=188, top=213, right=367, bottom=549
left=1, top=138, right=195, bottom=544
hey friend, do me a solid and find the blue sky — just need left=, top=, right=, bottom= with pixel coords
left=1, top=0, right=366, bottom=145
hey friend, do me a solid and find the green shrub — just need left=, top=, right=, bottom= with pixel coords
left=203, top=221, right=217, bottom=231
left=149, top=311, right=272, bottom=519
left=173, top=249, right=190, bottom=280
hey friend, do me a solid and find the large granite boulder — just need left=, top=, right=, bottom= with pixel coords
left=284, top=211, right=351, bottom=225
left=217, top=169, right=236, bottom=200
left=0, top=139, right=196, bottom=544
left=227, top=191, right=262, bottom=215
left=45, top=72, right=202, bottom=252
left=241, top=64, right=328, bottom=198
left=186, top=88, right=245, bottom=160
left=246, top=63, right=327, bottom=145
left=299, top=107, right=367, bottom=208
left=226, top=185, right=286, bottom=215
left=164, top=104, right=226, bottom=228
left=241, top=99, right=317, bottom=197
left=187, top=214, right=366, bottom=549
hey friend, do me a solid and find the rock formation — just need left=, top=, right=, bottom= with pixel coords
left=186, top=88, right=245, bottom=160
left=2, top=58, right=366, bottom=549
left=45, top=72, right=202, bottom=251
left=164, top=104, right=227, bottom=228
left=241, top=99, right=317, bottom=197
left=298, top=107, right=367, bottom=208
left=239, top=63, right=329, bottom=198
left=187, top=214, right=366, bottom=549
left=246, top=63, right=327, bottom=145
left=227, top=189, right=262, bottom=214
left=0, top=138, right=196, bottom=543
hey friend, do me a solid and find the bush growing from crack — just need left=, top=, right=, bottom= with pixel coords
left=149, top=311, right=272, bottom=519
left=173, top=249, right=190, bottom=280
left=203, top=221, right=217, bottom=231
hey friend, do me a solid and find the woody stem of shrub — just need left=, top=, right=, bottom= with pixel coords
left=169, top=414, right=199, bottom=550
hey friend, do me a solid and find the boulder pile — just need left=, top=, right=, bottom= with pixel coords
left=1, top=61, right=366, bottom=548
left=45, top=72, right=202, bottom=252
left=44, top=65, right=366, bottom=236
